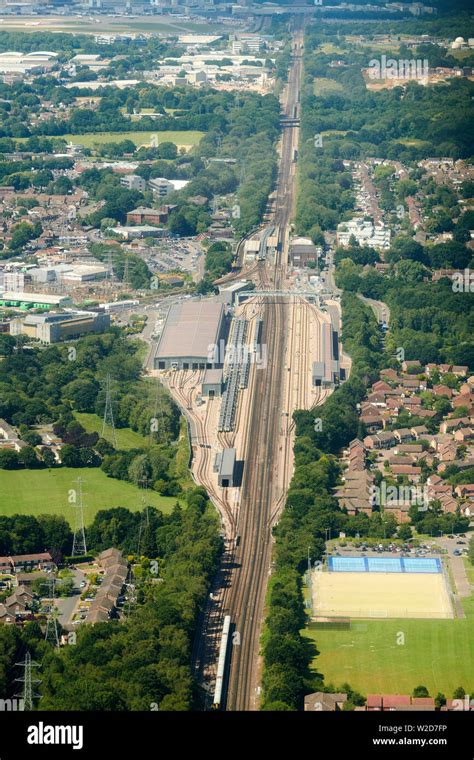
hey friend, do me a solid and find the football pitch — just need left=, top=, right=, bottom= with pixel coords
left=304, top=594, right=474, bottom=695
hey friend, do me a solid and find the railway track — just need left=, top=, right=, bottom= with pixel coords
left=224, top=32, right=304, bottom=710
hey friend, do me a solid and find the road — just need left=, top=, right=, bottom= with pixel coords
left=358, top=294, right=391, bottom=325
left=55, top=568, right=86, bottom=627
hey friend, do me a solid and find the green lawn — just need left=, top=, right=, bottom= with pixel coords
left=313, top=77, right=345, bottom=96
left=62, top=130, right=204, bottom=148
left=304, top=593, right=474, bottom=696
left=0, top=467, right=178, bottom=526
left=75, top=412, right=149, bottom=451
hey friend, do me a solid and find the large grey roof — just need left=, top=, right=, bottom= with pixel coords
left=156, top=301, right=224, bottom=360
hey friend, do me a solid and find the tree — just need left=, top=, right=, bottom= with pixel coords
left=37, top=515, right=72, bottom=555
left=413, top=685, right=429, bottom=698
left=62, top=378, right=98, bottom=413
left=41, top=447, right=56, bottom=469
left=0, top=449, right=20, bottom=469
left=397, top=524, right=412, bottom=541
left=18, top=445, right=40, bottom=469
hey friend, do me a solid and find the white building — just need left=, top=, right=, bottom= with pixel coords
left=337, top=218, right=391, bottom=250
left=148, top=178, right=189, bottom=197
left=120, top=174, right=147, bottom=192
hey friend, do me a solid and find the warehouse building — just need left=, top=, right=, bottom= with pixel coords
left=312, top=320, right=340, bottom=388
left=10, top=311, right=110, bottom=344
left=0, top=292, right=72, bottom=311
left=153, top=301, right=228, bottom=371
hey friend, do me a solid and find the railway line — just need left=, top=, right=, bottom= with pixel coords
left=191, top=28, right=331, bottom=711
left=223, top=32, right=304, bottom=711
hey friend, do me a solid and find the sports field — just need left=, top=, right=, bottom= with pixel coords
left=312, top=571, right=453, bottom=620
left=304, top=593, right=474, bottom=695
left=0, top=467, right=178, bottom=525
left=62, top=130, right=204, bottom=149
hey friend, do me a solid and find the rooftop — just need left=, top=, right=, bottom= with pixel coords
left=156, top=301, right=225, bottom=361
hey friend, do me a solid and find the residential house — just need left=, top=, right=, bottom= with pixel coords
left=304, top=692, right=348, bottom=711
left=432, top=385, right=453, bottom=399
left=454, top=484, right=474, bottom=501
left=364, top=432, right=397, bottom=449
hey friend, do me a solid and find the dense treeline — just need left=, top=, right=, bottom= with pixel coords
left=299, top=26, right=473, bottom=167
left=0, top=494, right=222, bottom=711
left=336, top=259, right=474, bottom=370
left=0, top=332, right=185, bottom=494
left=0, top=514, right=72, bottom=559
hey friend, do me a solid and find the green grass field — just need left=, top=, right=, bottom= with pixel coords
left=62, top=130, right=204, bottom=148
left=0, top=467, right=178, bottom=526
left=75, top=412, right=149, bottom=451
left=313, top=77, right=345, bottom=96
left=304, top=593, right=474, bottom=696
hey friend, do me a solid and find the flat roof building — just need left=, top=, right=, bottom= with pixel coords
left=154, top=301, right=228, bottom=371
left=202, top=368, right=224, bottom=397
left=0, top=292, right=72, bottom=311
left=10, top=311, right=110, bottom=343
left=218, top=448, right=236, bottom=488
left=218, top=280, right=254, bottom=306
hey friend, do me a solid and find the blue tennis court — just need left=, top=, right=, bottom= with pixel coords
left=328, top=556, right=441, bottom=574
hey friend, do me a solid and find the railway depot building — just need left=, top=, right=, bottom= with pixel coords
left=153, top=301, right=228, bottom=371
left=312, top=320, right=340, bottom=388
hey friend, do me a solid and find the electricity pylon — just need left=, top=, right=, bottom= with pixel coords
left=43, top=577, right=60, bottom=648
left=72, top=477, right=87, bottom=557
left=102, top=373, right=117, bottom=447
left=15, top=652, right=41, bottom=712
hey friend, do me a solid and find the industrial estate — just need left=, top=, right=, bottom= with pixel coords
left=0, top=0, right=473, bottom=752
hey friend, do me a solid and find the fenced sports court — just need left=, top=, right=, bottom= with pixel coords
left=328, top=556, right=442, bottom=574
left=311, top=556, right=453, bottom=620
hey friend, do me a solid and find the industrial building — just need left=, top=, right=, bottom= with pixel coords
left=312, top=320, right=340, bottom=388
left=28, top=263, right=108, bottom=285
left=153, top=301, right=228, bottom=371
left=0, top=50, right=57, bottom=76
left=218, top=280, right=254, bottom=306
left=202, top=368, right=224, bottom=397
left=0, top=292, right=72, bottom=311
left=10, top=311, right=111, bottom=344
left=217, top=448, right=237, bottom=488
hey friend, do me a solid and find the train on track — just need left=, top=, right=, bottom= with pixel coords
left=212, top=615, right=231, bottom=709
